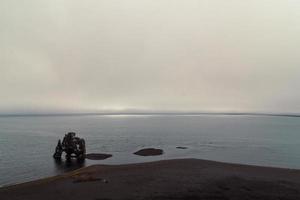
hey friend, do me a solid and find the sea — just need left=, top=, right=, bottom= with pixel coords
left=1, top=114, right=300, bottom=187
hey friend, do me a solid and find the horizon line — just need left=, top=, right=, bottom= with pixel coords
left=0, top=111, right=300, bottom=118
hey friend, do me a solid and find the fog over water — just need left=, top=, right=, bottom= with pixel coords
left=1, top=1, right=300, bottom=113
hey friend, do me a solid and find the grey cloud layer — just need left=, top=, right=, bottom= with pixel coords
left=1, top=0, right=300, bottom=113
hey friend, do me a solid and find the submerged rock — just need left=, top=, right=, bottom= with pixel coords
left=85, top=153, right=112, bottom=160
left=176, top=146, right=188, bottom=149
left=134, top=148, right=163, bottom=156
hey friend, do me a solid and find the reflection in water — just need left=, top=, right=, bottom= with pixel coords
left=53, top=158, right=86, bottom=174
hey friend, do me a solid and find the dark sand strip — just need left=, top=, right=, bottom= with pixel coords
left=1, top=159, right=300, bottom=200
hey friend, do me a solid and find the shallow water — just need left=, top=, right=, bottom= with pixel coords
left=1, top=114, right=300, bottom=186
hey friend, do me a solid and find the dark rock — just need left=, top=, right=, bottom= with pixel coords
left=85, top=153, right=112, bottom=160
left=176, top=146, right=188, bottom=149
left=53, top=132, right=86, bottom=161
left=134, top=148, right=163, bottom=156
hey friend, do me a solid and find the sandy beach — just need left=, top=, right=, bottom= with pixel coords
left=1, top=159, right=300, bottom=200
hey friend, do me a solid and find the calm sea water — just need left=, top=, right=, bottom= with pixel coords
left=1, top=114, right=300, bottom=186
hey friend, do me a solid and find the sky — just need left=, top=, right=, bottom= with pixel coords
left=1, top=0, right=300, bottom=114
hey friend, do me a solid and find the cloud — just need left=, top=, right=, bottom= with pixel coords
left=1, top=0, right=300, bottom=113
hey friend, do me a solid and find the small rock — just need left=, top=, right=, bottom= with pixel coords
left=102, top=179, right=108, bottom=183
left=134, top=148, right=163, bottom=156
left=86, top=153, right=112, bottom=160
left=176, top=146, right=188, bottom=149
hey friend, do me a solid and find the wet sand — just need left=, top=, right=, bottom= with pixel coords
left=1, top=159, right=300, bottom=200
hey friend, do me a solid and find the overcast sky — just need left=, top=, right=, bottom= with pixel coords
left=1, top=0, right=300, bottom=114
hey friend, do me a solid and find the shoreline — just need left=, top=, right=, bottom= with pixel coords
left=2, top=158, right=300, bottom=188
left=1, top=158, right=300, bottom=199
